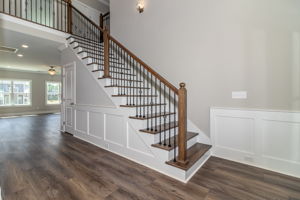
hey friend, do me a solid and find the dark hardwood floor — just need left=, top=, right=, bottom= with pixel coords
left=0, top=114, right=299, bottom=200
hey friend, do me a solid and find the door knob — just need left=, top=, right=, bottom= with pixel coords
left=70, top=102, right=75, bottom=105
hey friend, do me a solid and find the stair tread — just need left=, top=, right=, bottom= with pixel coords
left=74, top=45, right=105, bottom=52
left=112, top=94, right=157, bottom=97
left=82, top=56, right=124, bottom=64
left=129, top=112, right=175, bottom=120
left=120, top=104, right=166, bottom=108
left=70, top=40, right=104, bottom=48
left=152, top=132, right=198, bottom=151
left=166, top=143, right=212, bottom=171
left=78, top=51, right=117, bottom=59
left=67, top=36, right=102, bottom=44
left=105, top=85, right=150, bottom=89
left=140, top=121, right=178, bottom=134
left=92, top=69, right=135, bottom=76
left=99, top=77, right=142, bottom=82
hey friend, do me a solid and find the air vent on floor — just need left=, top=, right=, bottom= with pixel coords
left=0, top=46, right=18, bottom=53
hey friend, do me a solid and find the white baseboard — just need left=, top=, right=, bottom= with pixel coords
left=210, top=107, right=300, bottom=178
left=0, top=110, right=60, bottom=118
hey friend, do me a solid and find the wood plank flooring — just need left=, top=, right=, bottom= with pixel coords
left=0, top=114, right=300, bottom=200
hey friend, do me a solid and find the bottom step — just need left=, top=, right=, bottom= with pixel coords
left=166, top=143, right=211, bottom=170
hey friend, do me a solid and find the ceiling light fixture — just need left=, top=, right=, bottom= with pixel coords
left=17, top=54, right=23, bottom=57
left=137, top=0, right=144, bottom=13
left=22, top=44, right=29, bottom=48
left=48, top=66, right=56, bottom=75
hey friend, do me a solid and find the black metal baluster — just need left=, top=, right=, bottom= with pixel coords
left=173, top=91, right=176, bottom=161
left=146, top=70, right=149, bottom=130
left=163, top=84, right=166, bottom=146
left=154, top=77, right=157, bottom=131
left=142, top=67, right=146, bottom=118
left=159, top=81, right=162, bottom=145
left=139, top=63, right=142, bottom=117
left=150, top=74, right=153, bottom=131
left=168, top=88, right=171, bottom=147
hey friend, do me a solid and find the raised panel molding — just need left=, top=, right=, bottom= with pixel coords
left=105, top=114, right=126, bottom=147
left=75, top=110, right=88, bottom=133
left=127, top=122, right=154, bottom=157
left=211, top=108, right=300, bottom=178
left=88, top=111, right=104, bottom=139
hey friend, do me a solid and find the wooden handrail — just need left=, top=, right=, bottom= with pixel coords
left=108, top=35, right=179, bottom=94
left=103, top=12, right=110, bottom=18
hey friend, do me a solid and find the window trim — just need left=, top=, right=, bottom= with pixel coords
left=45, top=81, right=62, bottom=105
left=0, top=79, right=32, bottom=107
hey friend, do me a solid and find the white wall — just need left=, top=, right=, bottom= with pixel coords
left=61, top=47, right=115, bottom=107
left=0, top=69, right=61, bottom=116
left=73, top=0, right=108, bottom=25
left=110, top=0, right=300, bottom=137
left=211, top=108, right=300, bottom=178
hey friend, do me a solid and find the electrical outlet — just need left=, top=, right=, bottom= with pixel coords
left=232, top=91, right=247, bottom=99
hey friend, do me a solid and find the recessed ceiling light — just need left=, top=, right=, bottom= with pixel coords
left=22, top=44, right=29, bottom=48
left=17, top=54, right=23, bottom=57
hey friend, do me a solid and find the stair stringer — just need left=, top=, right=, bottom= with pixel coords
left=64, top=41, right=211, bottom=183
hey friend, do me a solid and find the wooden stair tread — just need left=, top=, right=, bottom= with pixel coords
left=140, top=121, right=178, bottom=134
left=112, top=94, right=157, bottom=97
left=151, top=132, right=198, bottom=151
left=67, top=36, right=102, bottom=44
left=82, top=56, right=124, bottom=64
left=74, top=45, right=105, bottom=52
left=129, top=112, right=175, bottom=120
left=77, top=51, right=116, bottom=58
left=105, top=85, right=150, bottom=89
left=120, top=104, right=166, bottom=108
left=166, top=143, right=212, bottom=170
left=99, top=77, right=142, bottom=82
left=70, top=40, right=104, bottom=48
left=90, top=65, right=130, bottom=70
left=92, top=69, right=135, bottom=76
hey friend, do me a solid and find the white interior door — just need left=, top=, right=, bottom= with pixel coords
left=63, top=62, right=75, bottom=134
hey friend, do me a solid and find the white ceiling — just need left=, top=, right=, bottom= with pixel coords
left=0, top=28, right=63, bottom=74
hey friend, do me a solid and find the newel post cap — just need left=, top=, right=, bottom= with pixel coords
left=179, top=82, right=186, bottom=88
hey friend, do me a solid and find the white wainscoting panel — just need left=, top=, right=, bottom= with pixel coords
left=105, top=114, right=126, bottom=147
left=75, top=110, right=88, bottom=133
left=88, top=111, right=104, bottom=139
left=211, top=108, right=300, bottom=178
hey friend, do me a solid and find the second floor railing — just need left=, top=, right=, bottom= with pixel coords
left=0, top=0, right=71, bottom=32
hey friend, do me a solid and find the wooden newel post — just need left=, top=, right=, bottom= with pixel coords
left=99, top=13, right=104, bottom=29
left=177, top=82, right=188, bottom=165
left=103, top=27, right=110, bottom=78
left=67, top=0, right=72, bottom=34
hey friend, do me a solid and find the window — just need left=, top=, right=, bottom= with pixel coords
left=0, top=80, right=31, bottom=106
left=46, top=82, right=61, bottom=105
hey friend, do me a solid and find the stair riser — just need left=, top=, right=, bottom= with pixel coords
left=167, top=136, right=198, bottom=160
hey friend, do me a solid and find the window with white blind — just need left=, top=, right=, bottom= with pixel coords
left=0, top=79, right=31, bottom=106
left=46, top=81, right=61, bottom=105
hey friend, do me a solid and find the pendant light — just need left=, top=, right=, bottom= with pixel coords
left=48, top=66, right=56, bottom=76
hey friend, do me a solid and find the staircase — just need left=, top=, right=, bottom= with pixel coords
left=0, top=0, right=212, bottom=182
left=67, top=33, right=211, bottom=176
